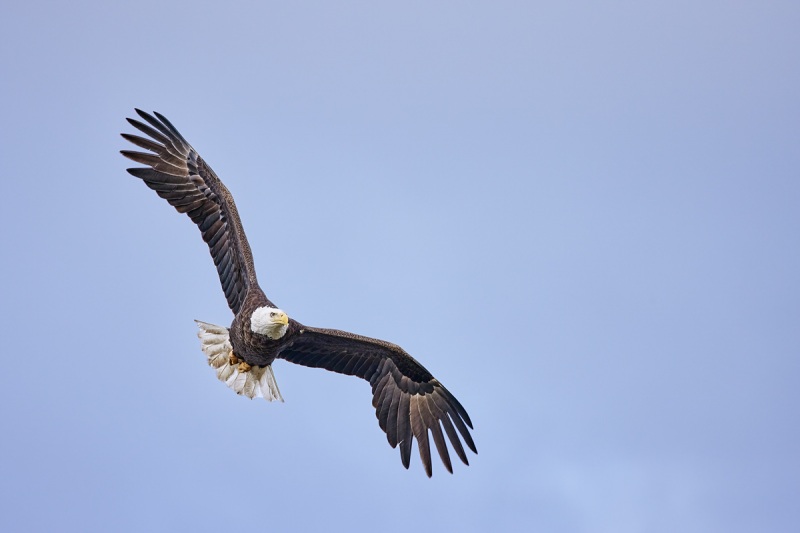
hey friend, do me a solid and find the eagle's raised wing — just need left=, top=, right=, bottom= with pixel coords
left=278, top=326, right=477, bottom=476
left=121, top=109, right=260, bottom=314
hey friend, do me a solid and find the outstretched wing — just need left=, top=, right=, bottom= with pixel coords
left=278, top=326, right=476, bottom=476
left=121, top=109, right=260, bottom=314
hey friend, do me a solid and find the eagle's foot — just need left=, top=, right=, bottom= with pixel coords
left=228, top=350, right=251, bottom=372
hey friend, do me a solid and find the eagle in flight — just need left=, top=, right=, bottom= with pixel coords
left=120, top=110, right=476, bottom=476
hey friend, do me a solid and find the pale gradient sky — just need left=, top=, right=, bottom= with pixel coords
left=1, top=2, right=799, bottom=532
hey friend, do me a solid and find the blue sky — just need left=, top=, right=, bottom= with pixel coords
left=1, top=2, right=798, bottom=532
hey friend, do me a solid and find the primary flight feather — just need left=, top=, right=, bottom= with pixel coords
left=120, top=109, right=476, bottom=476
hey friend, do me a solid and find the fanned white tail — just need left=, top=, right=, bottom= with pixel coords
left=195, top=320, right=284, bottom=402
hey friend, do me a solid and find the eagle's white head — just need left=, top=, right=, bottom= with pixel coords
left=250, top=306, right=289, bottom=339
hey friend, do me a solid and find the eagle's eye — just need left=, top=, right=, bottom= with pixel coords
left=270, top=312, right=276, bottom=317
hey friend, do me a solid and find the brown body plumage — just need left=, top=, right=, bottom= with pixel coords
left=121, top=109, right=476, bottom=476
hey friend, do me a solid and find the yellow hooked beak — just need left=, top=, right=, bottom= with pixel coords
left=274, top=312, right=289, bottom=325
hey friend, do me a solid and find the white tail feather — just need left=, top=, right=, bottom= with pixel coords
left=195, top=320, right=284, bottom=402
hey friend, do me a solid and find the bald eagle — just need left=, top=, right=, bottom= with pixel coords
left=120, top=110, right=476, bottom=476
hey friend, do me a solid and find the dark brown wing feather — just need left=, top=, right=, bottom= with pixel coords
left=278, top=326, right=477, bottom=476
left=120, top=109, right=259, bottom=314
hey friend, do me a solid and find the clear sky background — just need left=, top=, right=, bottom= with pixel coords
left=1, top=2, right=798, bottom=532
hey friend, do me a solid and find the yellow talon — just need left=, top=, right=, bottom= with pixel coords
left=229, top=351, right=240, bottom=366
left=238, top=361, right=252, bottom=373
